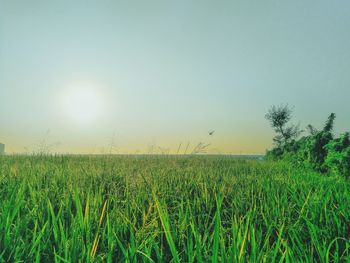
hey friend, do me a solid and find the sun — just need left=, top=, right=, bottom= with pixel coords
left=61, top=85, right=103, bottom=124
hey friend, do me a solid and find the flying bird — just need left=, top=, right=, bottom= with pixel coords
left=209, top=130, right=215, bottom=136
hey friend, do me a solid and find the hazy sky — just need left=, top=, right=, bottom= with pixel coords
left=1, top=0, right=349, bottom=154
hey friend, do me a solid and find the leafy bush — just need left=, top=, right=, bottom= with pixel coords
left=303, top=132, right=333, bottom=172
left=324, top=133, right=350, bottom=177
left=266, top=109, right=350, bottom=177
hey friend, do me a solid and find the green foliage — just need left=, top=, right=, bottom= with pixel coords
left=323, top=113, right=336, bottom=133
left=267, top=111, right=350, bottom=177
left=265, top=147, right=284, bottom=160
left=324, top=133, right=350, bottom=178
left=1, top=155, right=350, bottom=262
left=299, top=131, right=333, bottom=172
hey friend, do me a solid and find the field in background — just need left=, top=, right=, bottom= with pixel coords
left=0, top=155, right=349, bottom=262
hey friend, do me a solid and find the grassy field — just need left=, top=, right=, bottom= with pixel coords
left=0, top=155, right=349, bottom=262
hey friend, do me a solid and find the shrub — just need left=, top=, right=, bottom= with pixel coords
left=266, top=109, right=350, bottom=178
left=304, top=131, right=333, bottom=172
left=324, top=133, right=350, bottom=177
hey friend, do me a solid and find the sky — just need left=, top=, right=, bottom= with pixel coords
left=0, top=0, right=350, bottom=154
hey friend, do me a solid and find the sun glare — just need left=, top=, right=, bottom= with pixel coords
left=61, top=85, right=103, bottom=124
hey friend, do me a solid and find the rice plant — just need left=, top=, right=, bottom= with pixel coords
left=0, top=155, right=349, bottom=262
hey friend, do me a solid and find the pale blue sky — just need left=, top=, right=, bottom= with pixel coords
left=0, top=1, right=349, bottom=153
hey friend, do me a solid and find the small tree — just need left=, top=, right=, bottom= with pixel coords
left=323, top=113, right=336, bottom=133
left=265, top=104, right=301, bottom=147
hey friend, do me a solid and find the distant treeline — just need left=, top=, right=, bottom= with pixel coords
left=266, top=105, right=350, bottom=177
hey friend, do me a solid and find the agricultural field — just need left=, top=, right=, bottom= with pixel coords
left=1, top=155, right=349, bottom=262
